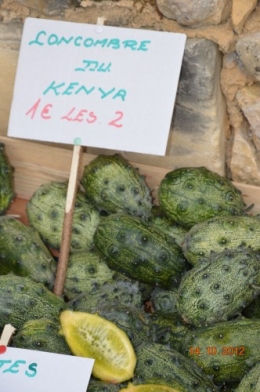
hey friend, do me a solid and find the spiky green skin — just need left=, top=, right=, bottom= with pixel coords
left=182, top=215, right=260, bottom=265
left=68, top=276, right=144, bottom=312
left=26, top=181, right=101, bottom=253
left=236, top=362, right=260, bottom=391
left=0, top=274, right=66, bottom=330
left=148, top=206, right=188, bottom=247
left=150, top=286, right=178, bottom=313
left=176, top=249, right=260, bottom=327
left=93, top=213, right=188, bottom=289
left=0, top=143, right=14, bottom=215
left=180, top=317, right=260, bottom=383
left=147, top=311, right=192, bottom=352
left=0, top=216, right=56, bottom=289
left=90, top=301, right=151, bottom=350
left=63, top=250, right=118, bottom=300
left=88, top=379, right=120, bottom=392
left=158, top=167, right=246, bottom=228
left=134, top=342, right=219, bottom=392
left=11, top=318, right=71, bottom=355
left=80, top=154, right=152, bottom=218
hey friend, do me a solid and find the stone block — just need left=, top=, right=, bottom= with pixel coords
left=0, top=23, right=22, bottom=136
left=156, top=0, right=231, bottom=28
left=236, top=83, right=260, bottom=151
left=231, top=0, right=257, bottom=35
left=236, top=32, right=260, bottom=81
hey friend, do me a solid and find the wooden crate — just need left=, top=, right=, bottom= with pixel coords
left=2, top=135, right=260, bottom=220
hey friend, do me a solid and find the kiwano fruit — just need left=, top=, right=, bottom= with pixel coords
left=80, top=154, right=152, bottom=218
left=0, top=274, right=66, bottom=330
left=0, top=216, right=56, bottom=290
left=158, top=167, right=246, bottom=228
left=147, top=311, right=192, bottom=352
left=12, top=317, right=71, bottom=355
left=93, top=213, right=189, bottom=289
left=26, top=181, right=101, bottom=253
left=176, top=249, right=260, bottom=327
left=148, top=206, right=188, bottom=247
left=150, top=286, right=178, bottom=314
left=63, top=250, right=118, bottom=300
left=68, top=275, right=144, bottom=312
left=236, top=362, right=260, bottom=391
left=88, top=379, right=121, bottom=391
left=0, top=142, right=14, bottom=215
left=134, top=342, right=219, bottom=392
left=180, top=317, right=260, bottom=383
left=182, top=215, right=260, bottom=265
left=90, top=300, right=151, bottom=350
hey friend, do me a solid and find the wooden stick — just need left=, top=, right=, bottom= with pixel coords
left=53, top=16, right=106, bottom=297
left=53, top=143, right=82, bottom=296
left=0, top=324, right=16, bottom=347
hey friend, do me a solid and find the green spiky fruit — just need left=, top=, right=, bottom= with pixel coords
left=147, top=311, right=192, bottom=352
left=80, top=154, right=152, bottom=218
left=12, top=318, right=71, bottom=355
left=150, top=286, right=178, bottom=313
left=148, top=206, right=188, bottom=247
left=68, top=275, right=144, bottom=312
left=180, top=317, right=260, bottom=383
left=0, top=216, right=56, bottom=289
left=236, top=362, right=260, bottom=391
left=134, top=342, right=219, bottom=392
left=88, top=379, right=120, bottom=392
left=92, top=301, right=151, bottom=349
left=0, top=142, right=14, bottom=214
left=158, top=167, right=246, bottom=228
left=63, top=250, right=118, bottom=300
left=93, top=213, right=188, bottom=289
left=182, top=215, right=260, bottom=265
left=0, top=274, right=66, bottom=330
left=176, top=249, right=260, bottom=327
left=26, top=181, right=101, bottom=253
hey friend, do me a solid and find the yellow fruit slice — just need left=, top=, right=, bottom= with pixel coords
left=120, top=383, right=181, bottom=392
left=59, top=310, right=137, bottom=383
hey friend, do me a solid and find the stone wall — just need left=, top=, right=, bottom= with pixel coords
left=0, top=0, right=260, bottom=184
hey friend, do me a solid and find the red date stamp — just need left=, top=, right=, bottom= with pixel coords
left=189, top=346, right=245, bottom=356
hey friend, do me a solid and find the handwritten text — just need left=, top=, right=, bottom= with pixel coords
left=29, top=31, right=151, bottom=51
left=0, top=359, right=37, bottom=377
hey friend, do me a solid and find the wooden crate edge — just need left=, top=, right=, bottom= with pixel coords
left=1, top=136, right=260, bottom=214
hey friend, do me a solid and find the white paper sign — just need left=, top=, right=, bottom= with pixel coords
left=8, top=18, right=186, bottom=155
left=0, top=346, right=94, bottom=392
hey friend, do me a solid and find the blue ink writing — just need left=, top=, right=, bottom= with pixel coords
left=43, top=81, right=127, bottom=101
left=29, top=31, right=151, bottom=51
left=3, top=360, right=26, bottom=374
left=75, top=60, right=112, bottom=72
left=0, top=359, right=38, bottom=377
left=25, top=362, right=38, bottom=378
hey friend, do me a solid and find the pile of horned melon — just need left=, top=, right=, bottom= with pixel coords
left=1, top=145, right=260, bottom=391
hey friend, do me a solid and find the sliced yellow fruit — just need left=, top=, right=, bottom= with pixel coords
left=59, top=310, right=136, bottom=383
left=119, top=383, right=181, bottom=392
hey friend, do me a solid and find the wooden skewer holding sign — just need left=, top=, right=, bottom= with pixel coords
left=53, top=17, right=106, bottom=297
left=53, top=140, right=82, bottom=296
left=0, top=324, right=16, bottom=352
